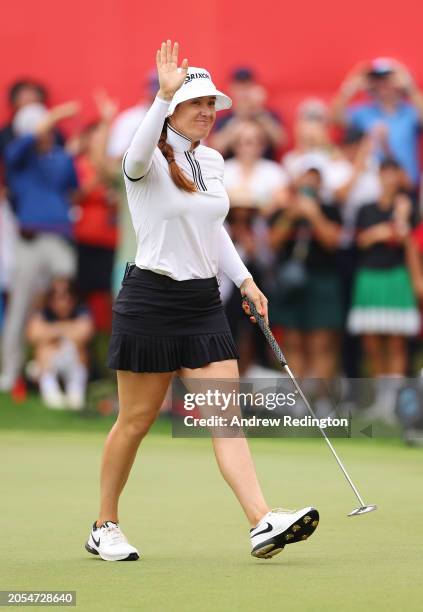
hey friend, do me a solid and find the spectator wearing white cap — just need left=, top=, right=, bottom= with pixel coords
left=331, top=58, right=423, bottom=187
left=0, top=101, right=79, bottom=392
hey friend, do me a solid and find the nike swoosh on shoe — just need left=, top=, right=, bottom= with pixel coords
left=250, top=522, right=273, bottom=537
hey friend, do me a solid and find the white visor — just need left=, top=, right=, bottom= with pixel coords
left=167, top=67, right=232, bottom=116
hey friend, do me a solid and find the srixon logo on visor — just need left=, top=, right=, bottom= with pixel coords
left=185, top=72, right=210, bottom=84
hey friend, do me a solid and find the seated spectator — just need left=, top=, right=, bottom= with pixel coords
left=282, top=99, right=338, bottom=199
left=268, top=163, right=343, bottom=388
left=209, top=67, right=287, bottom=160
left=26, top=278, right=94, bottom=410
left=348, top=159, right=419, bottom=421
left=71, top=91, right=119, bottom=331
left=0, top=101, right=79, bottom=392
left=331, top=58, right=423, bottom=189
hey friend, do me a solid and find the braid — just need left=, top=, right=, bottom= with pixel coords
left=158, top=121, right=197, bottom=193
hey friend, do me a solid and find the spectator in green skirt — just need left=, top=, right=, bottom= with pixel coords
left=347, top=159, right=419, bottom=421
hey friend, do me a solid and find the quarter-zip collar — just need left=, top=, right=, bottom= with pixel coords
left=166, top=123, right=192, bottom=152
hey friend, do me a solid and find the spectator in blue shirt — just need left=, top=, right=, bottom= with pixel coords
left=331, top=58, right=423, bottom=187
left=5, top=103, right=79, bottom=237
left=0, top=101, right=80, bottom=392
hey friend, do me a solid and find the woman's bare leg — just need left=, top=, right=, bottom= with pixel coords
left=307, top=330, right=339, bottom=379
left=385, top=335, right=407, bottom=375
left=362, top=334, right=385, bottom=376
left=178, top=359, right=270, bottom=527
left=96, top=370, right=173, bottom=526
left=283, top=330, right=307, bottom=377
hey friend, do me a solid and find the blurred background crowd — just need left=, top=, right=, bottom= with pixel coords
left=2, top=57, right=423, bottom=428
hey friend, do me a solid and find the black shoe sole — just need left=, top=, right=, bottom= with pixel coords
left=251, top=508, right=319, bottom=559
left=84, top=541, right=139, bottom=561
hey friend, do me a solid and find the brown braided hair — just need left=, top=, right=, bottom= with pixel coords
left=158, top=119, right=197, bottom=193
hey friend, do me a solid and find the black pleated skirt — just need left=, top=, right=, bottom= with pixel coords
left=107, top=267, right=239, bottom=372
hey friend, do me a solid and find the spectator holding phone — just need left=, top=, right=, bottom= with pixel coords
left=268, top=162, right=343, bottom=383
left=209, top=67, right=286, bottom=160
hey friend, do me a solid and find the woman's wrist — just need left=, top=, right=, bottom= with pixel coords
left=157, top=89, right=174, bottom=102
left=240, top=276, right=254, bottom=291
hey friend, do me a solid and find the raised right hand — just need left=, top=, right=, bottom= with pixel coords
left=156, top=40, right=189, bottom=101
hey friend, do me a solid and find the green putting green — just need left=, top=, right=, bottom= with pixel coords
left=1, top=396, right=422, bottom=611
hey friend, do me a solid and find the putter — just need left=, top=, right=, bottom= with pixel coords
left=243, top=297, right=377, bottom=517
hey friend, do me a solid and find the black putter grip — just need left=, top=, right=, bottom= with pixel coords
left=243, top=297, right=287, bottom=367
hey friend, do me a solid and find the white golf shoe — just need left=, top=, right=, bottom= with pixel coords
left=250, top=507, right=319, bottom=559
left=85, top=520, right=139, bottom=561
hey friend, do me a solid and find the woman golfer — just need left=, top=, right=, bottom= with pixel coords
left=85, top=40, right=319, bottom=561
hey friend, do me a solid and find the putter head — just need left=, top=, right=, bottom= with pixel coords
left=348, top=504, right=377, bottom=517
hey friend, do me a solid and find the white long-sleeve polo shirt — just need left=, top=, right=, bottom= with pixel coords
left=123, top=96, right=253, bottom=287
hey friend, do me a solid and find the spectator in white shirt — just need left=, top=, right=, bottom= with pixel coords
left=283, top=98, right=338, bottom=200
left=224, top=119, right=288, bottom=215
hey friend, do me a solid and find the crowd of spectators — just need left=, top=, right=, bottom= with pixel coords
left=1, top=57, right=423, bottom=424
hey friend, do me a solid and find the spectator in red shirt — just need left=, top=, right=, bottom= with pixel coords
left=72, top=92, right=120, bottom=331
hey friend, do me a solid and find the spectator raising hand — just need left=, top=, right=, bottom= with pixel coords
left=0, top=100, right=80, bottom=392
left=72, top=90, right=120, bottom=333
left=331, top=57, right=423, bottom=186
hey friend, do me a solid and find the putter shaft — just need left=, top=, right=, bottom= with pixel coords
left=243, top=297, right=370, bottom=511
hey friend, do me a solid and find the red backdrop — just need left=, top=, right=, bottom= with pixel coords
left=1, top=0, right=422, bottom=137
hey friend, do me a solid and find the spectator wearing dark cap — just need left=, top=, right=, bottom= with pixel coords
left=209, top=67, right=287, bottom=160
left=331, top=58, right=423, bottom=187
